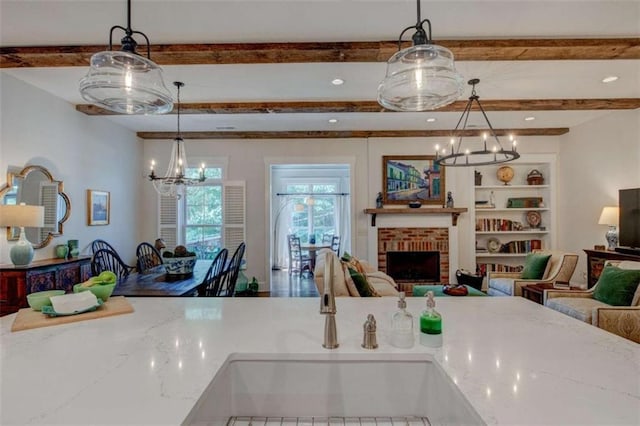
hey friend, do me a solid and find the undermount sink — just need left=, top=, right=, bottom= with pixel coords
left=183, top=353, right=483, bottom=426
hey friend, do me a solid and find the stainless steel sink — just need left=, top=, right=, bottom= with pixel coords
left=183, top=353, right=483, bottom=426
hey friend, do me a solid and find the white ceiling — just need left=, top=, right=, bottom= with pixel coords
left=1, top=0, right=639, bottom=134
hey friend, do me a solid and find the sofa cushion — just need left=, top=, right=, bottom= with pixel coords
left=488, top=278, right=515, bottom=296
left=593, top=266, right=640, bottom=306
left=521, top=252, right=552, bottom=279
left=546, top=297, right=610, bottom=323
left=347, top=267, right=378, bottom=297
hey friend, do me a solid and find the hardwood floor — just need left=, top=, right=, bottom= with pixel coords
left=269, top=269, right=319, bottom=297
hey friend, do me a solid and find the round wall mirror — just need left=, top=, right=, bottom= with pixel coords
left=0, top=165, right=71, bottom=249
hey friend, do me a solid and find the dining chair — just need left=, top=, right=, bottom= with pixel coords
left=218, top=243, right=246, bottom=297
left=198, top=248, right=229, bottom=297
left=91, top=239, right=117, bottom=254
left=91, top=248, right=136, bottom=281
left=322, top=233, right=334, bottom=245
left=135, top=242, right=164, bottom=273
left=331, top=235, right=341, bottom=255
left=287, top=234, right=311, bottom=277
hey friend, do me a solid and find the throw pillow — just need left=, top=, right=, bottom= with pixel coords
left=341, top=252, right=366, bottom=274
left=521, top=252, right=552, bottom=279
left=593, top=266, right=640, bottom=306
left=348, top=267, right=378, bottom=297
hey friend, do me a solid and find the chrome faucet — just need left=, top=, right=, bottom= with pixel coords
left=320, top=252, right=339, bottom=349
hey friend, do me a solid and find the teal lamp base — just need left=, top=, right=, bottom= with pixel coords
left=10, top=227, right=35, bottom=266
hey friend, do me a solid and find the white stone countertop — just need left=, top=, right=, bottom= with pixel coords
left=1, top=297, right=639, bottom=425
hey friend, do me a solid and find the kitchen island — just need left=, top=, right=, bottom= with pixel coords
left=1, top=297, right=638, bottom=425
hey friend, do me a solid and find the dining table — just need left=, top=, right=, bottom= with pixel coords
left=300, top=244, right=332, bottom=271
left=112, top=260, right=210, bottom=297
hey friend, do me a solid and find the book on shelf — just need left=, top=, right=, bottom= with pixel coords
left=476, top=263, right=524, bottom=277
left=499, top=239, right=542, bottom=253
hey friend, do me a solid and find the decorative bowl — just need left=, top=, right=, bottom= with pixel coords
left=408, top=201, right=422, bottom=208
left=164, top=256, right=197, bottom=276
left=26, top=290, right=65, bottom=311
left=73, top=282, right=116, bottom=301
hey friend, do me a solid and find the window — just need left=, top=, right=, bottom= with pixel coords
left=288, top=183, right=338, bottom=243
left=158, top=165, right=247, bottom=261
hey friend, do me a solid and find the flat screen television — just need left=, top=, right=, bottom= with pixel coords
left=616, top=188, right=640, bottom=255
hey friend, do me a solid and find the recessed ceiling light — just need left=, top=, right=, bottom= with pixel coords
left=602, top=76, right=619, bottom=83
left=524, top=116, right=536, bottom=121
left=331, top=78, right=345, bottom=86
left=426, top=117, right=437, bottom=123
left=328, top=118, right=339, bottom=124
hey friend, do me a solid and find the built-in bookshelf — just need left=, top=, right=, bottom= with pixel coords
left=473, top=156, right=556, bottom=277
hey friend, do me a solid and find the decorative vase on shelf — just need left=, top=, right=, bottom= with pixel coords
left=55, top=244, right=69, bottom=259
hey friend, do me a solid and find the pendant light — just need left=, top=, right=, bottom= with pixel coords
left=377, top=0, right=464, bottom=111
left=79, top=0, right=173, bottom=115
left=148, top=82, right=205, bottom=198
left=434, top=79, right=520, bottom=167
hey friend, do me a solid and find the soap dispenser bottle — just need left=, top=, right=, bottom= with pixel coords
left=420, top=291, right=442, bottom=335
left=391, top=292, right=414, bottom=348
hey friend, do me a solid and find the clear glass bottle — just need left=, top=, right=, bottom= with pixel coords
left=420, top=291, right=442, bottom=335
left=391, top=292, right=414, bottom=348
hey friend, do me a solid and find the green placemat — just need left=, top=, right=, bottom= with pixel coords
left=413, top=285, right=486, bottom=297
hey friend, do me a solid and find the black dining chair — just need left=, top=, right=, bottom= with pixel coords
left=217, top=242, right=246, bottom=297
left=91, top=248, right=136, bottom=280
left=331, top=235, right=341, bottom=255
left=198, top=248, right=229, bottom=297
left=287, top=234, right=311, bottom=277
left=136, top=242, right=164, bottom=273
left=91, top=239, right=116, bottom=254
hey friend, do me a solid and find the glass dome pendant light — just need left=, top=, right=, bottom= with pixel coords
left=377, top=0, right=464, bottom=111
left=148, top=82, right=205, bottom=199
left=434, top=79, right=520, bottom=167
left=79, top=0, right=173, bottom=115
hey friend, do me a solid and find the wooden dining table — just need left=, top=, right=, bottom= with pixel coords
left=112, top=260, right=210, bottom=297
left=300, top=244, right=332, bottom=271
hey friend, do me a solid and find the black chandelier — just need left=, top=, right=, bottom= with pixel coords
left=148, top=82, right=205, bottom=198
left=435, top=79, right=520, bottom=167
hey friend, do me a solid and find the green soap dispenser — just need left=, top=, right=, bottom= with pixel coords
left=420, top=291, right=442, bottom=335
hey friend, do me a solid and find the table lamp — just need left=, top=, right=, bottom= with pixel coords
left=0, top=203, right=45, bottom=266
left=598, top=206, right=619, bottom=251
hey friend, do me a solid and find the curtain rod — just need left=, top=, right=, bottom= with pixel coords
left=276, top=192, right=349, bottom=196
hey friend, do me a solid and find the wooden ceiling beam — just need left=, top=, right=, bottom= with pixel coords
left=76, top=98, right=640, bottom=116
left=137, top=128, right=569, bottom=140
left=3, top=38, right=639, bottom=68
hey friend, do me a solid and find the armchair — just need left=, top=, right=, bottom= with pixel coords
left=545, top=260, right=640, bottom=343
left=487, top=250, right=578, bottom=297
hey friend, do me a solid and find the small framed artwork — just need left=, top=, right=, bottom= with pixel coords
left=382, top=155, right=445, bottom=205
left=87, top=190, right=110, bottom=226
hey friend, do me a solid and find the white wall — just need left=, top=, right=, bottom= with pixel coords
left=558, top=109, right=640, bottom=284
left=0, top=73, right=142, bottom=264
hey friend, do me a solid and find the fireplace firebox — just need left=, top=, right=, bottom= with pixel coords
left=386, top=251, right=440, bottom=283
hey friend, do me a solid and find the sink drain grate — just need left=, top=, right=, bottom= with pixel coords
left=227, top=417, right=430, bottom=426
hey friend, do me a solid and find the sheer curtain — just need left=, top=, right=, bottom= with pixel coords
left=337, top=194, right=351, bottom=255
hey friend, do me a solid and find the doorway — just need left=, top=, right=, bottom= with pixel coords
left=269, top=163, right=351, bottom=296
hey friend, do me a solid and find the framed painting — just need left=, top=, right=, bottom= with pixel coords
left=382, top=155, right=445, bottom=205
left=87, top=190, right=110, bottom=226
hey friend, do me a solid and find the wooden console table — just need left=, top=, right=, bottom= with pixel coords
left=584, top=249, right=640, bottom=289
left=0, top=257, right=92, bottom=316
left=364, top=207, right=468, bottom=227
left=523, top=282, right=581, bottom=305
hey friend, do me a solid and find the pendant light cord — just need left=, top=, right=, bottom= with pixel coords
left=397, top=0, right=432, bottom=49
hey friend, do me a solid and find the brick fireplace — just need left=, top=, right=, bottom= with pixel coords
left=377, top=227, right=450, bottom=289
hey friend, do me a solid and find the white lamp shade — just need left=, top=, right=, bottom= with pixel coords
left=0, top=204, right=45, bottom=228
left=598, top=206, right=619, bottom=226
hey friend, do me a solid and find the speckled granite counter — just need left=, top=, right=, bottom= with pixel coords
left=1, top=297, right=638, bottom=425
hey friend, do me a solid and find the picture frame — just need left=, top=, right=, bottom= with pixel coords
left=87, top=190, right=110, bottom=226
left=382, top=155, right=445, bottom=205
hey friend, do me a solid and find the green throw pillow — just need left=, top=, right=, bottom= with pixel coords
left=593, top=266, right=640, bottom=306
left=521, top=252, right=552, bottom=279
left=347, top=267, right=376, bottom=297
left=341, top=252, right=353, bottom=262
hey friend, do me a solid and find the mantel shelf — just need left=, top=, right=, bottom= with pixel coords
left=363, top=207, right=468, bottom=227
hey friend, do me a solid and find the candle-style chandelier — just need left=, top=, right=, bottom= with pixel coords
left=148, top=82, right=205, bottom=198
left=435, top=79, right=520, bottom=167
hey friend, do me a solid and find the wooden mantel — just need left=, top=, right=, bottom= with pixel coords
left=364, top=207, right=468, bottom=227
